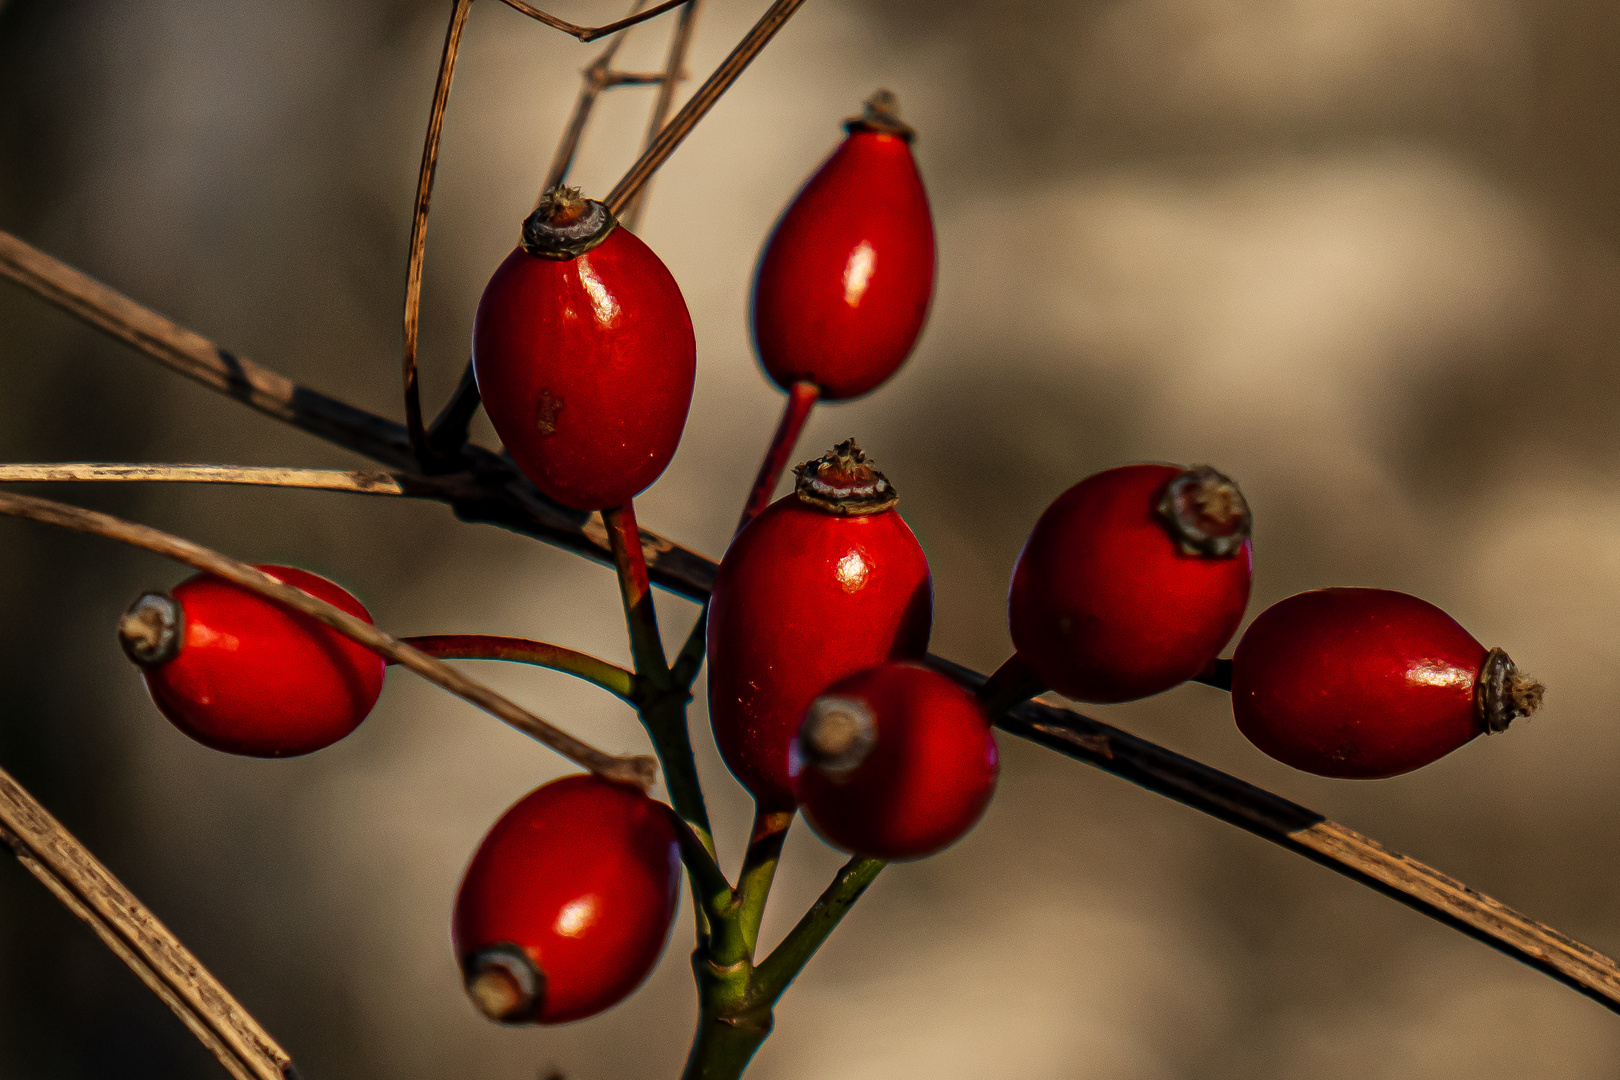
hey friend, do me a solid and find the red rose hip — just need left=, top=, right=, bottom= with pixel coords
left=791, top=662, right=998, bottom=860
left=473, top=186, right=697, bottom=511
left=119, top=565, right=385, bottom=757
left=751, top=91, right=936, bottom=401
left=1231, top=587, right=1544, bottom=779
left=453, top=773, right=680, bottom=1025
left=1008, top=464, right=1253, bottom=703
left=708, top=440, right=933, bottom=808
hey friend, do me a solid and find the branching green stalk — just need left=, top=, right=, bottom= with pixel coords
left=748, top=856, right=884, bottom=1008
left=733, top=808, right=793, bottom=959
left=398, top=634, right=636, bottom=704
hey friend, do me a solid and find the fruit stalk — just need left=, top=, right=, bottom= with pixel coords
left=398, top=634, right=637, bottom=703
left=738, top=380, right=819, bottom=531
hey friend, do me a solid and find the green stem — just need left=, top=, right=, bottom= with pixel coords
left=748, top=856, right=884, bottom=1008
left=398, top=633, right=636, bottom=703
left=668, top=807, right=734, bottom=927
left=605, top=502, right=672, bottom=692
left=680, top=1002, right=773, bottom=1080
left=733, top=806, right=793, bottom=959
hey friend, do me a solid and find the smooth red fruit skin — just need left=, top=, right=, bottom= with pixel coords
left=1008, top=464, right=1253, bottom=703
left=142, top=565, right=384, bottom=757
left=472, top=227, right=697, bottom=511
left=1232, top=588, right=1488, bottom=779
left=452, top=774, right=680, bottom=1024
left=707, top=497, right=933, bottom=809
left=751, top=130, right=935, bottom=401
left=791, top=663, right=998, bottom=861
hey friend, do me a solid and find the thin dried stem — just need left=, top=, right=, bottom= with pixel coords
left=604, top=0, right=811, bottom=215
left=542, top=0, right=647, bottom=194
left=0, top=765, right=296, bottom=1080
left=499, top=0, right=689, bottom=43
left=0, top=490, right=656, bottom=790
left=403, top=0, right=475, bottom=466
left=618, top=0, right=703, bottom=231
left=0, top=462, right=411, bottom=495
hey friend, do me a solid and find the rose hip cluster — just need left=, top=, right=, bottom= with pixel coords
left=111, top=91, right=1544, bottom=1037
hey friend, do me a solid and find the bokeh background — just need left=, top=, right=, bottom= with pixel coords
left=3, top=0, right=1620, bottom=1075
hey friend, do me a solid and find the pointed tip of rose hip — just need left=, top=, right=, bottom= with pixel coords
left=521, top=185, right=617, bottom=260
left=464, top=944, right=546, bottom=1024
left=118, top=592, right=182, bottom=667
left=1156, top=465, right=1252, bottom=558
left=844, top=89, right=916, bottom=142
left=793, top=439, right=899, bottom=515
left=1476, top=648, right=1544, bottom=734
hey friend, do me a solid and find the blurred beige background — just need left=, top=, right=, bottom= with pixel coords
left=3, top=0, right=1620, bottom=1076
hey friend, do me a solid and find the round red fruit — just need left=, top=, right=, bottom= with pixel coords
left=120, top=565, right=385, bottom=757
left=452, top=773, right=680, bottom=1025
left=473, top=185, right=696, bottom=511
left=1009, top=464, right=1254, bottom=703
left=751, top=90, right=935, bottom=401
left=708, top=440, right=932, bottom=809
left=791, top=662, right=998, bottom=860
left=1231, top=587, right=1544, bottom=779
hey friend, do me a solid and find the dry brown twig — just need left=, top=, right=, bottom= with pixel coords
left=0, top=765, right=298, bottom=1080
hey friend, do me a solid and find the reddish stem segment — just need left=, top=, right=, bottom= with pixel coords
left=738, top=380, right=818, bottom=533
left=398, top=634, right=637, bottom=703
left=606, top=502, right=671, bottom=691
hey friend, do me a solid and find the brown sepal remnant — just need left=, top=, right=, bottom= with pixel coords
left=521, top=185, right=618, bottom=260
left=1475, top=647, right=1545, bottom=734
left=793, top=439, right=898, bottom=515
left=118, top=591, right=182, bottom=667
left=464, top=944, right=546, bottom=1024
left=844, top=89, right=916, bottom=143
left=1156, top=465, right=1252, bottom=558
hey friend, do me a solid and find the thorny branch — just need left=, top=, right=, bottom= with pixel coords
left=0, top=765, right=297, bottom=1080
left=5, top=225, right=1620, bottom=1014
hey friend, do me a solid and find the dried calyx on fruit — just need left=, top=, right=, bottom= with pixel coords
left=520, top=184, right=617, bottom=260
left=1476, top=647, right=1545, bottom=734
left=844, top=88, right=915, bottom=141
left=792, top=439, right=897, bottom=514
left=1156, top=465, right=1252, bottom=557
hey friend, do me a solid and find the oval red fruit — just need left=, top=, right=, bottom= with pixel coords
left=708, top=440, right=933, bottom=809
left=125, top=565, right=385, bottom=757
left=791, top=662, right=998, bottom=860
left=473, top=187, right=696, bottom=511
left=1008, top=463, right=1254, bottom=703
left=1231, top=587, right=1543, bottom=778
left=452, top=773, right=680, bottom=1025
left=751, top=91, right=936, bottom=401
